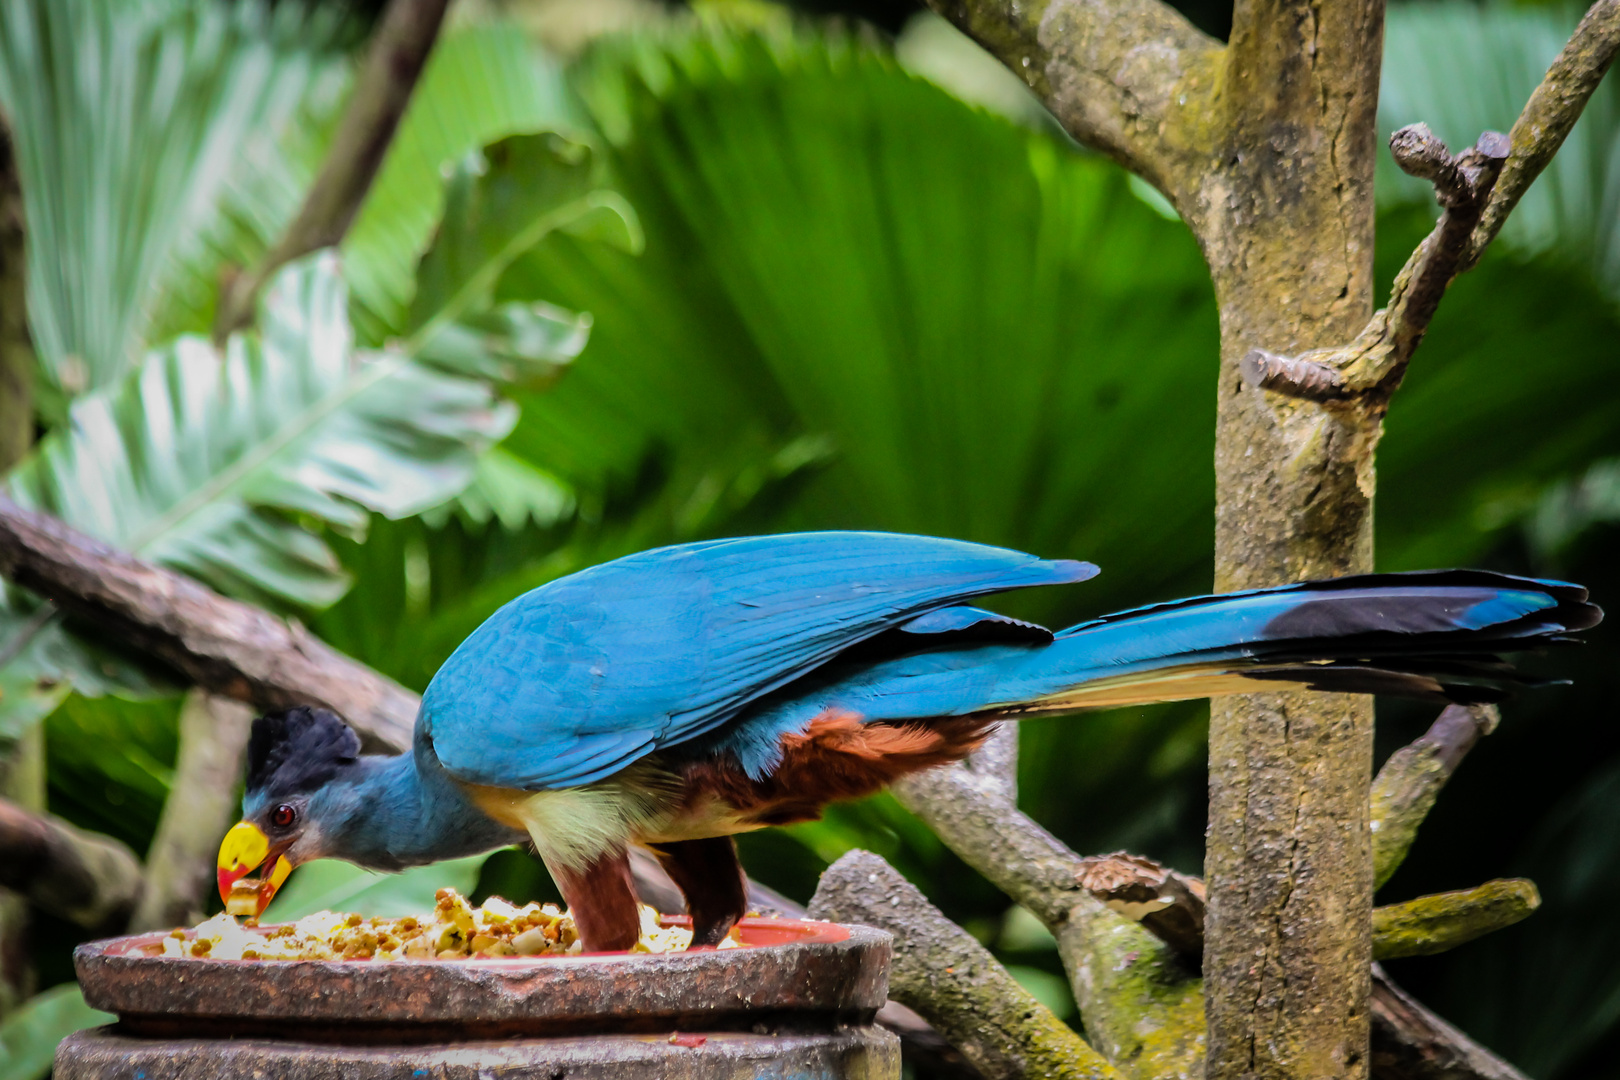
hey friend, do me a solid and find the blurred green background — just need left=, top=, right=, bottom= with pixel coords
left=0, top=0, right=1616, bottom=1076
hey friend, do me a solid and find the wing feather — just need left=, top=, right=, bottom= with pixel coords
left=421, top=532, right=1095, bottom=789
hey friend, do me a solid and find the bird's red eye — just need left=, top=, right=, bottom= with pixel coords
left=271, top=804, right=296, bottom=829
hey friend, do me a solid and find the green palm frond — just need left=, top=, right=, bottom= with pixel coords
left=0, top=0, right=348, bottom=396
left=407, top=131, right=631, bottom=380
left=6, top=253, right=515, bottom=611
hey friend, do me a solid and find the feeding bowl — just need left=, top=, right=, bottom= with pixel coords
left=57, top=916, right=899, bottom=1079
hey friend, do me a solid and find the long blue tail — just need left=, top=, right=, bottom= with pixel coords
left=739, top=571, right=1602, bottom=739
left=1008, top=569, right=1600, bottom=713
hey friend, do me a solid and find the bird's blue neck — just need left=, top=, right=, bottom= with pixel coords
left=306, top=747, right=525, bottom=872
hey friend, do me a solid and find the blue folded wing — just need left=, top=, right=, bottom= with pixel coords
left=420, top=532, right=1096, bottom=790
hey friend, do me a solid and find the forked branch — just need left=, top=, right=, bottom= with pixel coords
left=1242, top=0, right=1619, bottom=405
left=896, top=756, right=1535, bottom=1080
left=924, top=0, right=1222, bottom=199
left=811, top=850, right=1120, bottom=1080
left=1241, top=126, right=1508, bottom=403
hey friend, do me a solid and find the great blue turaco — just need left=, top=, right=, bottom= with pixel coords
left=217, top=532, right=1601, bottom=952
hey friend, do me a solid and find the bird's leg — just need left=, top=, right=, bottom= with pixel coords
left=651, top=835, right=748, bottom=948
left=550, top=848, right=640, bottom=952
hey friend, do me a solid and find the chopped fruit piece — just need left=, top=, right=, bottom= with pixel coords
left=225, top=878, right=262, bottom=918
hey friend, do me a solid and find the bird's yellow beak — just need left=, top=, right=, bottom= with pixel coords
left=217, top=821, right=292, bottom=919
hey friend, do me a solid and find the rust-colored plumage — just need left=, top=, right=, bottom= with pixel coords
left=685, top=710, right=997, bottom=827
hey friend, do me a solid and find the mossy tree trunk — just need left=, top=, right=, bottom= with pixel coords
left=0, top=119, right=37, bottom=1019
left=1196, top=0, right=1384, bottom=1072
left=929, top=0, right=1386, bottom=1071
left=924, top=0, right=1616, bottom=1075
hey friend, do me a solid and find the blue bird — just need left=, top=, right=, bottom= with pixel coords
left=216, top=532, right=1601, bottom=951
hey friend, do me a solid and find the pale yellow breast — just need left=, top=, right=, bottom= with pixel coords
left=459, top=763, right=746, bottom=873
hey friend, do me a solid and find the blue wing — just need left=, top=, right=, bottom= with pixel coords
left=420, top=532, right=1097, bottom=790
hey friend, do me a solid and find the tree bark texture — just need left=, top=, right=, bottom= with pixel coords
left=1199, top=1, right=1385, bottom=1074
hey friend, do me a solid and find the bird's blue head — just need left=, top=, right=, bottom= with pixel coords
left=216, top=705, right=367, bottom=918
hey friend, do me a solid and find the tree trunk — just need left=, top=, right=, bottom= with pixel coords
left=0, top=116, right=37, bottom=1021
left=1193, top=0, right=1386, bottom=1074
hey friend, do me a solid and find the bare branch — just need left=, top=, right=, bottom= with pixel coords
left=1239, top=348, right=1350, bottom=402
left=1372, top=880, right=1539, bottom=961
left=1075, top=851, right=1206, bottom=958
left=0, top=496, right=417, bottom=751
left=1371, top=965, right=1530, bottom=1080
left=901, top=759, right=1538, bottom=1080
left=965, top=721, right=1018, bottom=801
left=1245, top=0, right=1619, bottom=407
left=0, top=798, right=143, bottom=932
left=810, top=849, right=1120, bottom=1080
left=893, top=766, right=1205, bottom=1078
left=214, top=0, right=452, bottom=336
left=1465, top=0, right=1620, bottom=269
left=130, top=691, right=255, bottom=932
left=1371, top=705, right=1497, bottom=887
left=1243, top=129, right=1510, bottom=404
left=924, top=0, right=1222, bottom=198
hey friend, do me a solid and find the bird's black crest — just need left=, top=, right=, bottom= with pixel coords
left=246, top=706, right=362, bottom=797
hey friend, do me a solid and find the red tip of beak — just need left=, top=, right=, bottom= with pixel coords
left=218, top=866, right=248, bottom=906
left=256, top=879, right=278, bottom=918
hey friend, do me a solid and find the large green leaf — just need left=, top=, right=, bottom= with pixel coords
left=6, top=253, right=516, bottom=611
left=418, top=446, right=576, bottom=533
left=0, top=984, right=113, bottom=1080
left=343, top=22, right=583, bottom=342
left=406, top=131, right=634, bottom=383
left=0, top=0, right=346, bottom=395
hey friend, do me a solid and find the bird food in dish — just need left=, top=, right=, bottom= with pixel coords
left=158, top=888, right=737, bottom=960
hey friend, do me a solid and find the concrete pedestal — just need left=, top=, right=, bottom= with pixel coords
left=57, top=1026, right=901, bottom=1079
left=63, top=917, right=900, bottom=1080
